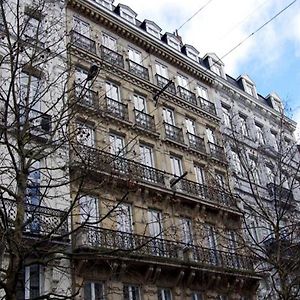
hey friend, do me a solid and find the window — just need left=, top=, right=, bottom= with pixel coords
left=244, top=82, right=254, bottom=96
left=186, top=117, right=196, bottom=135
left=109, top=133, right=125, bottom=156
left=205, top=225, right=218, bottom=265
left=26, top=160, right=41, bottom=206
left=20, top=72, right=41, bottom=111
left=94, top=0, right=112, bottom=10
left=270, top=131, right=278, bottom=150
left=191, top=292, right=203, bottom=300
left=239, top=115, right=249, bottom=136
left=170, top=155, right=183, bottom=176
left=75, top=67, right=88, bottom=85
left=75, top=68, right=93, bottom=105
left=17, top=265, right=43, bottom=300
left=24, top=12, right=43, bottom=41
left=250, top=158, right=260, bottom=185
left=84, top=281, right=104, bottom=300
left=145, top=23, right=161, bottom=38
left=140, top=144, right=154, bottom=167
left=221, top=105, right=231, bottom=127
left=163, top=107, right=175, bottom=125
left=123, top=284, right=140, bottom=300
left=266, top=165, right=274, bottom=183
left=231, top=151, right=242, bottom=174
left=255, top=123, right=265, bottom=144
left=148, top=209, right=164, bottom=255
left=194, top=165, right=205, bottom=185
left=180, top=218, right=193, bottom=244
left=73, top=17, right=90, bottom=37
left=211, top=64, right=221, bottom=76
left=206, top=127, right=216, bottom=144
left=79, top=195, right=98, bottom=224
left=116, top=203, right=132, bottom=234
left=216, top=172, right=226, bottom=189
left=155, top=62, right=168, bottom=78
left=128, top=47, right=142, bottom=64
left=120, top=7, right=136, bottom=24
left=167, top=36, right=180, bottom=51
left=101, top=32, right=116, bottom=50
left=105, top=81, right=120, bottom=102
left=186, top=49, right=198, bottom=61
left=177, top=74, right=188, bottom=87
left=134, top=94, right=147, bottom=112
left=158, top=288, right=172, bottom=300
left=196, top=85, right=209, bottom=100
left=227, top=230, right=239, bottom=265
left=76, top=122, right=95, bottom=147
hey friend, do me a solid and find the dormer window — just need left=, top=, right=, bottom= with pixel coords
left=119, top=5, right=137, bottom=24
left=186, top=49, right=198, bottom=61
left=203, top=53, right=224, bottom=78
left=211, top=64, right=222, bottom=76
left=167, top=36, right=180, bottom=51
left=238, top=75, right=257, bottom=98
left=146, top=24, right=160, bottom=38
left=244, top=82, right=254, bottom=96
left=94, top=0, right=113, bottom=10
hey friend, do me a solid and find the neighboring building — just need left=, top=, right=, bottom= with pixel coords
left=67, top=0, right=260, bottom=299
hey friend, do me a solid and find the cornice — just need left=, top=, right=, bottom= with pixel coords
left=67, top=0, right=215, bottom=86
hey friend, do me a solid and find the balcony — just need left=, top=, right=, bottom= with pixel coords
left=73, top=145, right=166, bottom=186
left=178, top=86, right=197, bottom=105
left=209, top=142, right=226, bottom=162
left=164, top=122, right=184, bottom=144
left=134, top=109, right=156, bottom=132
left=267, top=183, right=295, bottom=205
left=128, top=60, right=149, bottom=81
left=1, top=199, right=68, bottom=237
left=75, top=226, right=254, bottom=273
left=19, top=106, right=52, bottom=133
left=155, top=74, right=176, bottom=95
left=187, top=133, right=206, bottom=154
left=70, top=30, right=96, bottom=53
left=100, top=45, right=124, bottom=69
left=198, top=97, right=217, bottom=116
left=75, top=85, right=98, bottom=110
left=105, top=97, right=128, bottom=121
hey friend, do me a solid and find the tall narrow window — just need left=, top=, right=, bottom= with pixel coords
left=73, top=17, right=90, bottom=37
left=79, top=195, right=98, bottom=224
left=255, top=123, right=265, bottom=144
left=196, top=85, right=209, bottom=100
left=206, top=127, right=216, bottom=144
left=101, top=32, right=116, bottom=50
left=186, top=117, right=196, bottom=135
left=231, top=151, right=242, bottom=174
left=170, top=155, right=183, bottom=176
left=128, top=47, right=142, bottom=64
left=116, top=203, right=132, bottom=234
left=133, top=94, right=147, bottom=112
left=123, top=284, right=140, bottom=300
left=109, top=133, right=125, bottom=156
left=250, top=158, right=260, bottom=185
left=26, top=160, right=41, bottom=206
left=139, top=144, right=154, bottom=167
left=105, top=81, right=120, bottom=102
left=239, top=115, right=249, bottom=137
left=270, top=131, right=278, bottom=150
left=76, top=122, right=95, bottom=147
left=194, top=165, right=205, bottom=185
left=221, top=105, right=231, bottom=127
left=24, top=13, right=42, bottom=41
left=180, top=218, right=193, bottom=244
left=177, top=74, right=188, bottom=88
left=163, top=107, right=175, bottom=125
left=84, top=282, right=104, bottom=300
left=148, top=209, right=164, bottom=256
left=158, top=288, right=172, bottom=300
left=155, top=62, right=168, bottom=79
left=205, top=225, right=219, bottom=265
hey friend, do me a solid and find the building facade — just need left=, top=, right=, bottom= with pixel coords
left=67, top=0, right=261, bottom=299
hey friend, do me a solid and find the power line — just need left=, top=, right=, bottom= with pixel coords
left=176, top=0, right=214, bottom=32
left=219, top=0, right=297, bottom=62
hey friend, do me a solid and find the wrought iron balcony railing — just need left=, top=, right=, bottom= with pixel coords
left=178, top=86, right=197, bottom=105
left=105, top=96, right=128, bottom=121
left=100, top=45, right=124, bottom=69
left=267, top=183, right=295, bottom=203
left=134, top=109, right=156, bottom=132
left=155, top=74, right=176, bottom=95
left=164, top=122, right=185, bottom=144
left=128, top=60, right=149, bottom=81
left=187, top=133, right=206, bottom=154
left=73, top=145, right=166, bottom=186
left=209, top=142, right=226, bottom=162
left=75, top=85, right=98, bottom=109
left=198, top=97, right=217, bottom=116
left=70, top=30, right=96, bottom=53
left=76, top=226, right=254, bottom=273
left=19, top=105, right=52, bottom=133
left=1, top=199, right=68, bottom=237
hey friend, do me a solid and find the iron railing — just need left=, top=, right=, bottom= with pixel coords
left=198, top=97, right=217, bottom=115
left=209, top=142, right=226, bottom=162
left=19, top=105, right=52, bottom=133
left=73, top=145, right=166, bottom=186
left=1, top=199, right=68, bottom=236
left=75, top=85, right=98, bottom=109
left=134, top=109, right=156, bottom=132
left=105, top=96, right=128, bottom=121
left=267, top=183, right=295, bottom=203
left=70, top=30, right=96, bottom=53
left=155, top=74, right=176, bottom=95
left=178, top=86, right=197, bottom=105
left=100, top=45, right=124, bottom=69
left=76, top=226, right=254, bottom=272
left=128, top=60, right=149, bottom=81
left=164, top=122, right=185, bottom=144
left=187, top=133, right=206, bottom=154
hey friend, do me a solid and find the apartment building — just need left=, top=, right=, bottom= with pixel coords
left=67, top=0, right=260, bottom=299
left=0, top=0, right=71, bottom=299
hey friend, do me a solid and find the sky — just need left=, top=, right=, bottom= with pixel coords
left=115, top=0, right=300, bottom=141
